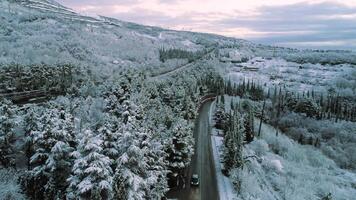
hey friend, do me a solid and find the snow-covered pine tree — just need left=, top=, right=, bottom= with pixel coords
left=45, top=140, right=74, bottom=199
left=295, top=97, right=321, bottom=118
left=181, top=95, right=197, bottom=120
left=114, top=116, right=150, bottom=199
left=23, top=108, right=75, bottom=199
left=24, top=106, right=44, bottom=135
left=234, top=110, right=245, bottom=168
left=98, top=115, right=120, bottom=170
left=214, top=96, right=227, bottom=130
left=223, top=109, right=245, bottom=173
left=103, top=81, right=129, bottom=116
left=112, top=94, right=169, bottom=199
left=120, top=99, right=143, bottom=124
left=0, top=99, right=17, bottom=168
left=67, top=129, right=113, bottom=200
left=144, top=136, right=169, bottom=199
left=23, top=106, right=44, bottom=169
left=223, top=126, right=236, bottom=173
left=166, top=118, right=194, bottom=173
left=241, top=101, right=254, bottom=143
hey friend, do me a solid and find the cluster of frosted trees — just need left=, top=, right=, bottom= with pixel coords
left=0, top=80, right=170, bottom=199
left=213, top=97, right=255, bottom=176
left=213, top=77, right=356, bottom=178
left=0, top=62, right=226, bottom=199
left=0, top=64, right=79, bottom=97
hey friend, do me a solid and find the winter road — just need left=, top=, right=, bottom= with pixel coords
left=167, top=100, right=219, bottom=200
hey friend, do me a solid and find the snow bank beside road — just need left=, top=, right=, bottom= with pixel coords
left=211, top=135, right=237, bottom=200
left=209, top=100, right=237, bottom=200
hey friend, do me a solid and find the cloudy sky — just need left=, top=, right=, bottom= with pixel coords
left=57, top=0, right=356, bottom=50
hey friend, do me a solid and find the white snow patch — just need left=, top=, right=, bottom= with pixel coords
left=211, top=135, right=237, bottom=200
left=181, top=40, right=194, bottom=47
left=263, top=158, right=283, bottom=173
left=131, top=31, right=157, bottom=41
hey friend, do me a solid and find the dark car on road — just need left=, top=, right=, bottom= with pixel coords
left=191, top=174, right=199, bottom=186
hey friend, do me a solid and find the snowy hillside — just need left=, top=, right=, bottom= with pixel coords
left=0, top=0, right=355, bottom=200
left=2, top=0, right=355, bottom=77
left=0, top=0, right=230, bottom=75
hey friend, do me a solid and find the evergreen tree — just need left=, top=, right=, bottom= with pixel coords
left=223, top=127, right=236, bottom=172
left=223, top=109, right=245, bottom=173
left=144, top=138, right=169, bottom=199
left=241, top=101, right=254, bottom=143
left=23, top=106, right=44, bottom=169
left=67, top=129, right=113, bottom=200
left=234, top=111, right=245, bottom=168
left=114, top=111, right=168, bottom=199
left=98, top=116, right=120, bottom=170
left=114, top=126, right=149, bottom=200
left=0, top=99, right=17, bottom=168
left=23, top=109, right=75, bottom=199
left=166, top=119, right=194, bottom=170
left=113, top=97, right=169, bottom=199
left=295, top=97, right=321, bottom=118
left=181, top=95, right=196, bottom=120
left=214, top=97, right=227, bottom=130
left=45, top=140, right=74, bottom=199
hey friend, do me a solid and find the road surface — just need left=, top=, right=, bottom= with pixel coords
left=167, top=100, right=219, bottom=200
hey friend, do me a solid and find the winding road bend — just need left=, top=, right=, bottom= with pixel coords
left=167, top=100, right=219, bottom=200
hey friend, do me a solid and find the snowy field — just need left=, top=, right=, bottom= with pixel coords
left=226, top=57, right=356, bottom=96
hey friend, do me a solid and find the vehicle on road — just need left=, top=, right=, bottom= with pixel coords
left=191, top=174, right=200, bottom=186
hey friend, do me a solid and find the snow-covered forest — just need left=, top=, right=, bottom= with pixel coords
left=0, top=0, right=355, bottom=200
left=0, top=59, right=228, bottom=199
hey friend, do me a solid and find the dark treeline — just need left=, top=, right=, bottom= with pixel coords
left=0, top=64, right=78, bottom=93
left=158, top=47, right=208, bottom=63
left=266, top=86, right=356, bottom=123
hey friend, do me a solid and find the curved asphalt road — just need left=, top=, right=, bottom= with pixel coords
left=167, top=100, right=219, bottom=200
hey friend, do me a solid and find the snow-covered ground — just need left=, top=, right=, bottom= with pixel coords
left=232, top=119, right=356, bottom=200
left=226, top=57, right=356, bottom=96
left=211, top=135, right=237, bottom=200
left=216, top=97, right=356, bottom=200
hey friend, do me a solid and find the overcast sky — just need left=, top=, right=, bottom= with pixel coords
left=57, top=0, right=356, bottom=50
